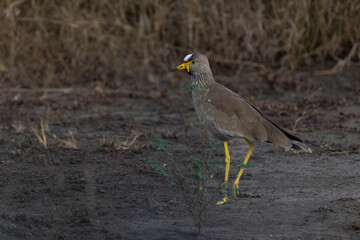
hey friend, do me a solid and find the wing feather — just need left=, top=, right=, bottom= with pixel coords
left=202, top=83, right=295, bottom=149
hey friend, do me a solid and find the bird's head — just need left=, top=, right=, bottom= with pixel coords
left=175, top=53, right=211, bottom=75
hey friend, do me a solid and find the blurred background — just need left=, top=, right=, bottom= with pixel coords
left=0, top=0, right=359, bottom=89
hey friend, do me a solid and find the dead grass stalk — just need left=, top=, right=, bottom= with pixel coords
left=29, top=118, right=47, bottom=148
left=0, top=0, right=359, bottom=88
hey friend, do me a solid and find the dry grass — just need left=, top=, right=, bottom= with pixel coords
left=99, top=134, right=121, bottom=150
left=48, top=130, right=77, bottom=149
left=28, top=108, right=77, bottom=149
left=29, top=118, right=47, bottom=148
left=11, top=120, right=25, bottom=133
left=0, top=0, right=359, bottom=88
left=99, top=131, right=144, bottom=150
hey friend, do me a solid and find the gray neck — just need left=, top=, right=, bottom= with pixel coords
left=191, top=72, right=215, bottom=86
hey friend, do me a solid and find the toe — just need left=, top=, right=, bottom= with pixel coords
left=216, top=197, right=227, bottom=205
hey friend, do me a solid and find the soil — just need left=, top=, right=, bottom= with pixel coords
left=0, top=71, right=360, bottom=239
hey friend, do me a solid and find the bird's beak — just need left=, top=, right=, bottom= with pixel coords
left=176, top=62, right=190, bottom=72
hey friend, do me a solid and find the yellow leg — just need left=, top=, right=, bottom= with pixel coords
left=234, top=138, right=254, bottom=198
left=217, top=141, right=230, bottom=205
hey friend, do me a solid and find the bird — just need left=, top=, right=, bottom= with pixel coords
left=175, top=53, right=303, bottom=204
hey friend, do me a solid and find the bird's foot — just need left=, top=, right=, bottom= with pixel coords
left=216, top=196, right=228, bottom=205
left=216, top=186, right=229, bottom=204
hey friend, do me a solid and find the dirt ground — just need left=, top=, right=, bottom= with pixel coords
left=0, top=71, right=359, bottom=239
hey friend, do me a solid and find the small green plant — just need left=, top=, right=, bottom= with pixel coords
left=67, top=209, right=73, bottom=218
left=143, top=136, right=260, bottom=234
left=204, top=108, right=214, bottom=115
left=9, top=133, right=41, bottom=156
left=10, top=148, right=22, bottom=156
left=208, top=139, right=223, bottom=153
left=185, top=83, right=200, bottom=91
left=142, top=159, right=171, bottom=178
left=184, top=151, right=224, bottom=234
left=143, top=136, right=224, bottom=235
left=185, top=83, right=210, bottom=93
left=237, top=162, right=256, bottom=170
left=152, top=136, right=168, bottom=152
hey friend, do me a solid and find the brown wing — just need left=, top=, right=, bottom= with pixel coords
left=204, top=83, right=295, bottom=149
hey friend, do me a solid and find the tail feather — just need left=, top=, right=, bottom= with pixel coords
left=281, top=129, right=303, bottom=143
left=291, top=143, right=300, bottom=150
left=247, top=101, right=303, bottom=143
left=291, top=141, right=313, bottom=153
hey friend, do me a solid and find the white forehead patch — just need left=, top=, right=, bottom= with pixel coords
left=184, top=54, right=193, bottom=62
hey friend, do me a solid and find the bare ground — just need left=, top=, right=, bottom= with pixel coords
left=0, top=71, right=360, bottom=239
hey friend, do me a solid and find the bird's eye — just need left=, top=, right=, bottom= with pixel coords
left=191, top=60, right=196, bottom=64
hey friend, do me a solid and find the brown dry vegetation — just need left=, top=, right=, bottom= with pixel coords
left=0, top=0, right=359, bottom=88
